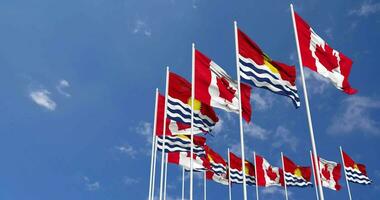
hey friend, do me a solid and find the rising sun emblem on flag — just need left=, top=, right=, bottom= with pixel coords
left=294, top=168, right=302, bottom=178
left=187, top=98, right=202, bottom=111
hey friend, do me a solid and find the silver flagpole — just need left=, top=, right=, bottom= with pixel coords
left=340, top=146, right=353, bottom=200
left=254, top=152, right=259, bottom=200
left=182, top=167, right=185, bottom=200
left=290, top=4, right=324, bottom=200
left=151, top=136, right=158, bottom=200
left=190, top=43, right=195, bottom=200
left=148, top=89, right=159, bottom=200
left=163, top=155, right=168, bottom=200
left=204, top=171, right=207, bottom=200
left=233, top=20, right=248, bottom=200
left=228, top=148, right=232, bottom=200
left=281, top=152, right=289, bottom=200
left=310, top=150, right=319, bottom=200
left=159, top=67, right=170, bottom=200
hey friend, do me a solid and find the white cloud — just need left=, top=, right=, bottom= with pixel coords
left=328, top=96, right=380, bottom=135
left=115, top=144, right=137, bottom=158
left=132, top=19, right=152, bottom=37
left=272, top=126, right=298, bottom=152
left=83, top=176, right=100, bottom=191
left=212, top=118, right=223, bottom=135
left=251, top=92, right=275, bottom=111
left=136, top=122, right=153, bottom=143
left=324, top=28, right=333, bottom=39
left=349, top=1, right=380, bottom=16
left=244, top=122, right=270, bottom=140
left=123, top=176, right=139, bottom=185
left=302, top=69, right=330, bottom=94
left=261, top=187, right=292, bottom=198
left=56, top=79, right=71, bottom=97
left=29, top=89, right=57, bottom=111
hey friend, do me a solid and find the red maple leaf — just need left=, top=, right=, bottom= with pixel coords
left=266, top=166, right=278, bottom=181
left=321, top=164, right=331, bottom=180
left=315, top=43, right=339, bottom=72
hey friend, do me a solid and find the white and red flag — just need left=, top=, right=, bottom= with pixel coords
left=318, top=157, right=342, bottom=191
left=256, top=154, right=284, bottom=187
left=195, top=49, right=252, bottom=122
left=167, top=151, right=210, bottom=171
left=342, top=150, right=372, bottom=185
left=294, top=12, right=357, bottom=94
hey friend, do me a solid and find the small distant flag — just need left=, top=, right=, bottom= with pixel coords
left=237, top=28, right=300, bottom=108
left=319, top=157, right=342, bottom=191
left=283, top=155, right=312, bottom=187
left=294, top=12, right=357, bottom=94
left=229, top=152, right=256, bottom=185
left=342, top=150, right=372, bottom=185
left=156, top=135, right=206, bottom=157
left=168, top=151, right=210, bottom=171
left=167, top=72, right=219, bottom=133
left=256, top=154, right=284, bottom=187
left=204, top=146, right=228, bottom=185
left=195, top=49, right=252, bottom=122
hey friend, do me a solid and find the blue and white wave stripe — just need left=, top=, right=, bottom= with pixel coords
left=167, top=96, right=216, bottom=133
left=210, top=162, right=227, bottom=175
left=239, top=55, right=300, bottom=108
left=285, top=172, right=312, bottom=187
left=230, top=169, right=256, bottom=185
left=345, top=167, right=372, bottom=185
left=156, top=136, right=205, bottom=157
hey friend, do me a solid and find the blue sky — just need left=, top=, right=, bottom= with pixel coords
left=0, top=0, right=380, bottom=199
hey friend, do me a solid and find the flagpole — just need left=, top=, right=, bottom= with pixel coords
left=204, top=171, right=207, bottom=200
left=310, top=150, right=319, bottom=200
left=151, top=136, right=158, bottom=200
left=281, top=152, right=289, bottom=200
left=190, top=42, right=195, bottom=200
left=253, top=152, right=259, bottom=200
left=228, top=148, right=232, bottom=200
left=148, top=88, right=159, bottom=200
left=159, top=67, right=170, bottom=200
left=340, top=146, right=353, bottom=200
left=163, top=155, right=168, bottom=200
left=182, top=167, right=185, bottom=200
left=290, top=4, right=324, bottom=200
left=233, top=20, right=248, bottom=200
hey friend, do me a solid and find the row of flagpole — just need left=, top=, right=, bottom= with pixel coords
left=147, top=4, right=359, bottom=200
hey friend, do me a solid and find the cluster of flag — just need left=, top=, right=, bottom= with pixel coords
left=157, top=133, right=372, bottom=190
left=147, top=4, right=370, bottom=200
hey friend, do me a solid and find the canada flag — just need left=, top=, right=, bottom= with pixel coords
left=294, top=12, right=357, bottom=94
left=167, top=151, right=210, bottom=171
left=195, top=49, right=252, bottom=122
left=255, top=154, right=284, bottom=187
left=318, top=157, right=342, bottom=191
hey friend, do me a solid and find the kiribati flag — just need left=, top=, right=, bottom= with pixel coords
left=204, top=146, right=229, bottom=185
left=342, top=150, right=372, bottom=185
left=283, top=155, right=312, bottom=187
left=237, top=28, right=300, bottom=108
left=156, top=93, right=203, bottom=135
left=156, top=135, right=206, bottom=157
left=167, top=72, right=219, bottom=133
left=229, top=152, right=256, bottom=185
